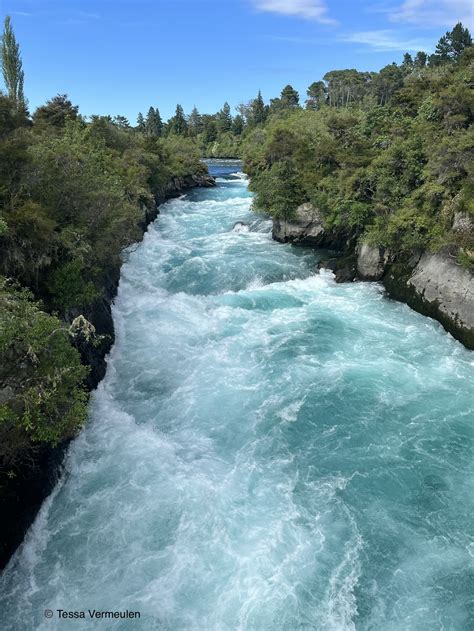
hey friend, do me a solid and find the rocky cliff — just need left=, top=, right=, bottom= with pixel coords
left=273, top=204, right=474, bottom=350
left=383, top=251, right=474, bottom=349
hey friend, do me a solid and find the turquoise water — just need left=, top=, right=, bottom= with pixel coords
left=1, top=161, right=473, bottom=630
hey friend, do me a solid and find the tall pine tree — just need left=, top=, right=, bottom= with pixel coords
left=251, top=90, right=267, bottom=125
left=188, top=106, right=203, bottom=136
left=431, top=22, right=472, bottom=64
left=136, top=112, right=145, bottom=132
left=170, top=104, right=187, bottom=135
left=145, top=106, right=163, bottom=137
left=217, top=102, right=232, bottom=132
left=1, top=16, right=26, bottom=111
left=280, top=85, right=300, bottom=109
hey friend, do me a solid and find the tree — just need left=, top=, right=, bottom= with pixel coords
left=236, top=101, right=252, bottom=125
left=136, top=112, right=145, bottom=132
left=0, top=280, right=88, bottom=458
left=430, top=22, right=472, bottom=65
left=251, top=90, right=267, bottom=125
left=232, top=114, right=244, bottom=135
left=0, top=92, right=26, bottom=136
left=306, top=81, right=326, bottom=110
left=414, top=51, right=427, bottom=69
left=322, top=70, right=373, bottom=107
left=401, top=53, right=414, bottom=75
left=113, top=115, right=130, bottom=129
left=188, top=106, right=203, bottom=136
left=217, top=101, right=232, bottom=132
left=1, top=16, right=26, bottom=111
left=372, top=64, right=404, bottom=106
left=33, top=94, right=79, bottom=128
left=145, top=106, right=163, bottom=137
left=280, top=84, right=300, bottom=109
left=201, top=115, right=217, bottom=143
left=169, top=103, right=187, bottom=135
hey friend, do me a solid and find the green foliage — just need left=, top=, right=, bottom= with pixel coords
left=232, top=114, right=244, bottom=136
left=243, top=31, right=473, bottom=262
left=0, top=279, right=88, bottom=463
left=0, top=93, right=207, bottom=467
left=1, top=16, right=26, bottom=111
left=188, top=106, right=203, bottom=136
left=250, top=161, right=305, bottom=219
left=136, top=111, right=145, bottom=132
left=275, top=84, right=300, bottom=110
left=32, top=94, right=79, bottom=128
left=46, top=260, right=99, bottom=312
left=306, top=81, right=326, bottom=110
left=217, top=102, right=232, bottom=133
left=251, top=90, right=268, bottom=125
left=431, top=22, right=472, bottom=65
left=168, top=104, right=188, bottom=136
left=145, top=106, right=162, bottom=137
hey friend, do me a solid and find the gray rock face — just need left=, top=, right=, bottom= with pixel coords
left=452, top=211, right=473, bottom=234
left=408, top=252, right=474, bottom=339
left=357, top=243, right=391, bottom=281
left=272, top=203, right=325, bottom=244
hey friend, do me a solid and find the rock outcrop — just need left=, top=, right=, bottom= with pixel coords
left=317, top=254, right=357, bottom=283
left=272, top=202, right=351, bottom=249
left=356, top=243, right=392, bottom=281
left=273, top=203, right=325, bottom=244
left=408, top=253, right=474, bottom=334
left=272, top=204, right=473, bottom=349
left=380, top=251, right=474, bottom=349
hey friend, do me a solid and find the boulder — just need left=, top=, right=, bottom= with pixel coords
left=317, top=254, right=357, bottom=283
left=272, top=203, right=325, bottom=244
left=357, top=243, right=392, bottom=281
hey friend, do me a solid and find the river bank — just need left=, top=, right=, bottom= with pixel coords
left=272, top=203, right=474, bottom=350
left=0, top=170, right=216, bottom=571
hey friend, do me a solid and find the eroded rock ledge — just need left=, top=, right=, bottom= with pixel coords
left=272, top=203, right=350, bottom=250
left=383, top=251, right=474, bottom=349
left=272, top=204, right=474, bottom=350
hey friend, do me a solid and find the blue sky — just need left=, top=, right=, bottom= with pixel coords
left=0, top=0, right=472, bottom=122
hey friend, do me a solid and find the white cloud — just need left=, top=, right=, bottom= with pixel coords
left=252, top=0, right=336, bottom=24
left=390, top=0, right=473, bottom=29
left=11, top=12, right=35, bottom=18
left=343, top=29, right=433, bottom=52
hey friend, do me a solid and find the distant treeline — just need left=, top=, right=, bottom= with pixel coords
left=125, top=23, right=473, bottom=160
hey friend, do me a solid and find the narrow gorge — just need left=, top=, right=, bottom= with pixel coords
left=1, top=161, right=473, bottom=630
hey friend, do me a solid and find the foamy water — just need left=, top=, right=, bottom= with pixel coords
left=1, top=161, right=473, bottom=630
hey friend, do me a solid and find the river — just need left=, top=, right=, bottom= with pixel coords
left=1, top=160, right=473, bottom=630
